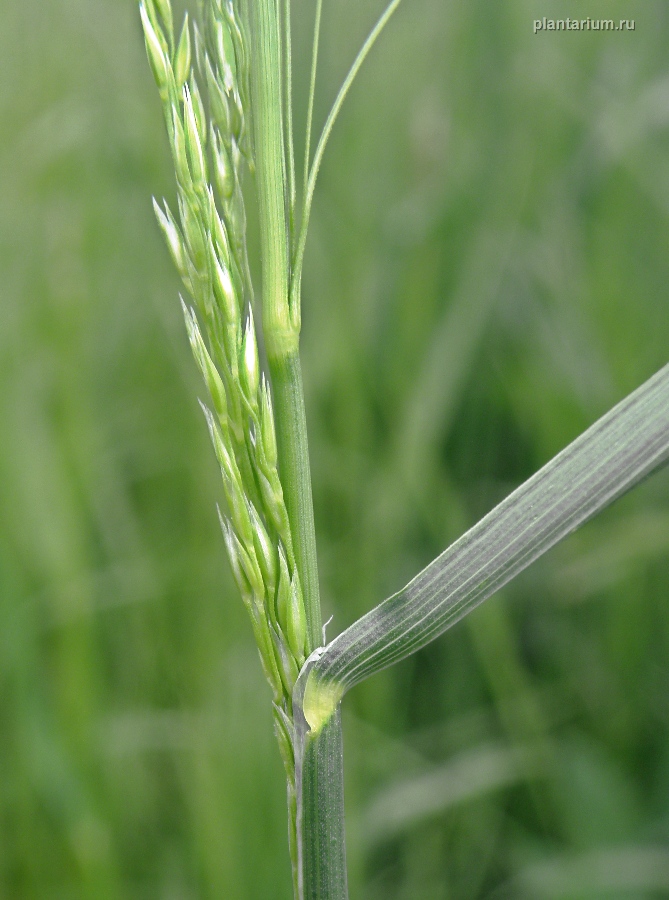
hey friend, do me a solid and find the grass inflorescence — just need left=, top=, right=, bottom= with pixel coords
left=140, top=2, right=308, bottom=836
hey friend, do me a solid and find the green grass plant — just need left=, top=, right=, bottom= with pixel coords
left=140, top=0, right=669, bottom=897
left=2, top=0, right=669, bottom=897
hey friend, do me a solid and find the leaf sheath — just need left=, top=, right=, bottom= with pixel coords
left=298, top=708, right=348, bottom=900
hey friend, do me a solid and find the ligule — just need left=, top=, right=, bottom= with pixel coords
left=141, top=0, right=307, bottom=733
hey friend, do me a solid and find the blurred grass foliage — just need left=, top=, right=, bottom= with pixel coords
left=1, top=0, right=668, bottom=896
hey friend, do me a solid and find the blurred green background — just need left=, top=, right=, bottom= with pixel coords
left=1, top=0, right=669, bottom=896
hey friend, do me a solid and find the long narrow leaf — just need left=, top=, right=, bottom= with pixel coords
left=291, top=0, right=404, bottom=308
left=303, top=0, right=323, bottom=199
left=284, top=0, right=296, bottom=225
left=299, top=363, right=669, bottom=733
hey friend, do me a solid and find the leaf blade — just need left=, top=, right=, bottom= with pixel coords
left=304, top=363, right=669, bottom=721
left=291, top=0, right=405, bottom=309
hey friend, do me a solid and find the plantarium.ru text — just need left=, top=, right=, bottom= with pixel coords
left=533, top=17, right=636, bottom=33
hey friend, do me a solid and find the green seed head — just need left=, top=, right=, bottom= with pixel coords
left=222, top=315, right=241, bottom=382
left=177, top=187, right=207, bottom=273
left=205, top=54, right=231, bottom=134
left=182, top=300, right=229, bottom=427
left=226, top=181, right=247, bottom=250
left=229, top=136, right=243, bottom=174
left=208, top=237, right=237, bottom=322
left=233, top=531, right=265, bottom=603
left=142, top=0, right=170, bottom=55
left=214, top=18, right=237, bottom=93
left=171, top=110, right=192, bottom=191
left=200, top=401, right=252, bottom=544
left=246, top=500, right=278, bottom=602
left=286, top=573, right=307, bottom=665
left=140, top=2, right=171, bottom=98
left=207, top=186, right=232, bottom=264
left=259, top=377, right=278, bottom=469
left=153, top=198, right=188, bottom=281
left=228, top=94, right=243, bottom=143
left=241, top=308, right=260, bottom=405
left=274, top=548, right=308, bottom=666
left=220, top=510, right=253, bottom=600
left=183, top=84, right=207, bottom=187
left=257, top=648, right=284, bottom=707
left=174, top=15, right=192, bottom=91
left=192, top=21, right=206, bottom=77
left=212, top=128, right=235, bottom=200
left=223, top=1, right=247, bottom=76
left=221, top=519, right=267, bottom=636
left=256, top=468, right=292, bottom=552
left=142, top=0, right=292, bottom=707
left=276, top=548, right=291, bottom=637
left=152, top=0, right=174, bottom=46
left=189, top=77, right=208, bottom=147
left=272, top=626, right=300, bottom=696
left=272, top=704, right=295, bottom=771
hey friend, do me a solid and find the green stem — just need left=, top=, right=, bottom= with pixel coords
left=249, top=5, right=346, bottom=899
left=270, top=352, right=322, bottom=652
left=249, top=0, right=321, bottom=651
left=299, top=709, right=348, bottom=899
left=249, top=0, right=296, bottom=362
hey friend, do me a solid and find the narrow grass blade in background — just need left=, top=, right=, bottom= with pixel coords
left=300, top=362, right=669, bottom=731
left=362, top=742, right=544, bottom=846
left=514, top=846, right=669, bottom=897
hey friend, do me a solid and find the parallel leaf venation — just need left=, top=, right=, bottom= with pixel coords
left=308, top=363, right=669, bottom=694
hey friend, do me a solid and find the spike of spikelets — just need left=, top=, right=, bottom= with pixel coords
left=140, top=0, right=307, bottom=715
